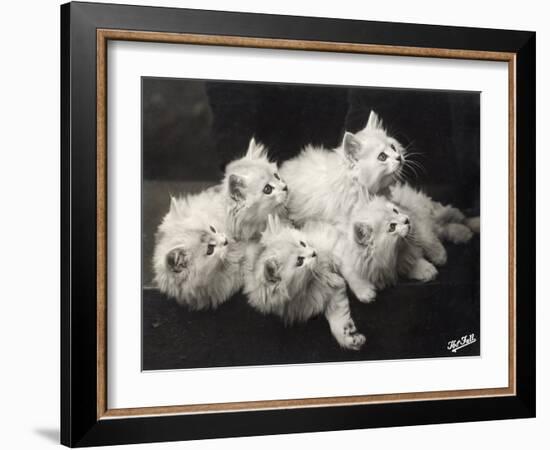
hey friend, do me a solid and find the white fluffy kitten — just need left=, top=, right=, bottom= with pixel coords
left=390, top=183, right=478, bottom=258
left=280, top=110, right=404, bottom=226
left=337, top=196, right=439, bottom=304
left=221, top=138, right=290, bottom=241
left=153, top=188, right=244, bottom=310
left=244, top=215, right=366, bottom=350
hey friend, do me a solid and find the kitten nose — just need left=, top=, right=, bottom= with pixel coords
left=223, top=238, right=228, bottom=246
left=282, top=185, right=288, bottom=192
left=396, top=155, right=403, bottom=163
left=311, top=251, right=317, bottom=257
left=404, top=217, right=410, bottom=225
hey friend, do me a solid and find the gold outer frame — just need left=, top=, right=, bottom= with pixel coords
left=96, top=29, right=516, bottom=420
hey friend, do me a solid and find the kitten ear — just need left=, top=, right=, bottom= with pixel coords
left=264, top=258, right=281, bottom=284
left=166, top=247, right=188, bottom=276
left=343, top=132, right=362, bottom=161
left=353, top=221, right=373, bottom=245
left=169, top=196, right=183, bottom=217
left=228, top=174, right=247, bottom=202
left=365, top=110, right=383, bottom=130
left=246, top=137, right=268, bottom=160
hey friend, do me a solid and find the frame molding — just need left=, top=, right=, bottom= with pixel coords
left=62, top=2, right=535, bottom=447
left=95, top=27, right=517, bottom=419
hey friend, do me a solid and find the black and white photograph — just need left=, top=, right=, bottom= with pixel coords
left=141, top=77, right=481, bottom=371
left=0, top=0, right=541, bottom=446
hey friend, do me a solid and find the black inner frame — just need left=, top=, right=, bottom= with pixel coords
left=61, top=2, right=536, bottom=447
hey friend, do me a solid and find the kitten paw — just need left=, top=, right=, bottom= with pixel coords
left=341, top=332, right=366, bottom=351
left=442, top=206, right=466, bottom=223
left=429, top=245, right=447, bottom=266
left=356, top=286, right=377, bottom=304
left=332, top=320, right=366, bottom=350
left=343, top=321, right=357, bottom=336
left=408, top=259, right=438, bottom=282
left=465, top=216, right=480, bottom=233
left=445, top=223, right=473, bottom=244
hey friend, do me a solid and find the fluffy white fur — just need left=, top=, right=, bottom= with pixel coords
left=389, top=183, right=478, bottom=249
left=153, top=188, right=244, bottom=310
left=465, top=216, right=480, bottom=233
left=221, top=138, right=290, bottom=241
left=336, top=196, right=439, bottom=303
left=280, top=111, right=405, bottom=226
left=244, top=216, right=366, bottom=350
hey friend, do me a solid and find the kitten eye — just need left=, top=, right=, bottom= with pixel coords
left=393, top=208, right=399, bottom=214
left=274, top=173, right=281, bottom=180
left=263, top=184, right=273, bottom=195
left=378, top=152, right=387, bottom=162
left=206, top=244, right=215, bottom=255
left=296, top=256, right=304, bottom=267
left=389, top=223, right=396, bottom=232
left=299, top=241, right=306, bottom=248
left=390, top=143, right=396, bottom=151
left=209, top=225, right=216, bottom=233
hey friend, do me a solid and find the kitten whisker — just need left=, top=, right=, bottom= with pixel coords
left=402, top=151, right=426, bottom=159
left=403, top=156, right=428, bottom=176
left=405, top=159, right=427, bottom=174
left=404, top=155, right=425, bottom=165
left=394, top=170, right=410, bottom=185
left=402, top=163, right=420, bottom=179
left=395, top=167, right=414, bottom=185
left=404, top=235, right=422, bottom=247
left=403, top=141, right=417, bottom=152
left=402, top=174, right=413, bottom=185
left=406, top=159, right=426, bottom=170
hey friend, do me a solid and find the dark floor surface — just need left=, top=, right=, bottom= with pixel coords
left=142, top=236, right=480, bottom=371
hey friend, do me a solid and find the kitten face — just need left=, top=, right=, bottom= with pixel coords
left=224, top=138, right=289, bottom=239
left=351, top=197, right=411, bottom=261
left=257, top=216, right=318, bottom=301
left=343, top=111, right=405, bottom=193
left=262, top=231, right=317, bottom=282
left=228, top=166, right=288, bottom=215
left=153, top=191, right=243, bottom=309
left=155, top=202, right=231, bottom=286
left=164, top=225, right=229, bottom=278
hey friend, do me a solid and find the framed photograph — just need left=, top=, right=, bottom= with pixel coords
left=61, top=2, right=535, bottom=447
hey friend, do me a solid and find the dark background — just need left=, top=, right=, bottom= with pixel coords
left=142, top=77, right=480, bottom=370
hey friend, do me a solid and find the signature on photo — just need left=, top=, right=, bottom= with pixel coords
left=447, top=333, right=477, bottom=353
